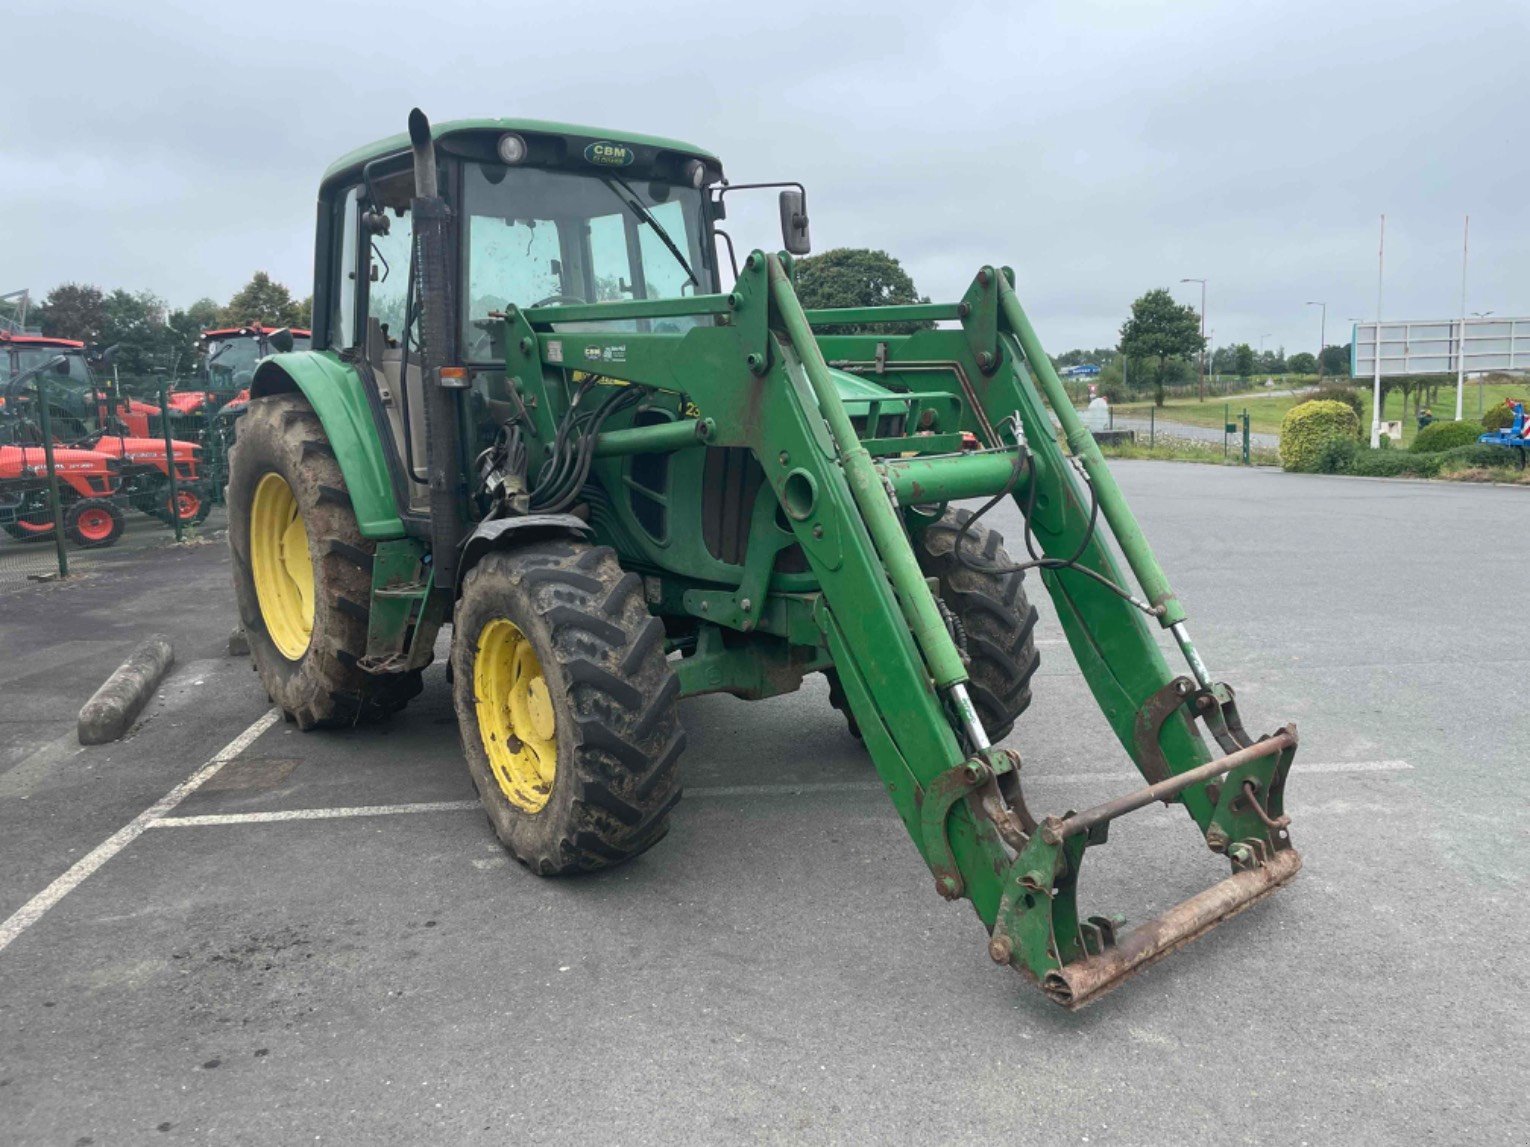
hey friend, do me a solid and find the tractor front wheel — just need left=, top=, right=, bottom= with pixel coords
left=228, top=393, right=422, bottom=729
left=453, top=542, right=685, bottom=874
left=916, top=507, right=1040, bottom=741
left=826, top=507, right=1040, bottom=744
left=65, top=498, right=125, bottom=548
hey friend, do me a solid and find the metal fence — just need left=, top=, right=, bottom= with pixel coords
left=1, top=376, right=229, bottom=584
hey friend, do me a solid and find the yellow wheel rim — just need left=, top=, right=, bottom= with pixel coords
left=249, top=472, right=314, bottom=661
left=473, top=618, right=558, bottom=813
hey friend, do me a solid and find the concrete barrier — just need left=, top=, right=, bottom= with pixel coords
left=77, top=636, right=175, bottom=746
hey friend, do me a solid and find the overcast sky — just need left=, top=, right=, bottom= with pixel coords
left=8, top=0, right=1526, bottom=356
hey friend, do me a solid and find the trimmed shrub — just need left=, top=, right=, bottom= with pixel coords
left=1280, top=400, right=1361, bottom=472
left=1349, top=450, right=1441, bottom=478
left=1314, top=436, right=1358, bottom=474
left=1310, top=386, right=1364, bottom=422
left=1410, top=419, right=1483, bottom=454
left=1482, top=401, right=1519, bottom=431
left=1445, top=443, right=1520, bottom=469
left=1338, top=442, right=1519, bottom=479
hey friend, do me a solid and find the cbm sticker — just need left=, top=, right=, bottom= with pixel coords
left=584, top=141, right=635, bottom=168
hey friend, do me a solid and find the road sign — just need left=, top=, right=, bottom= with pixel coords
left=1352, top=317, right=1529, bottom=377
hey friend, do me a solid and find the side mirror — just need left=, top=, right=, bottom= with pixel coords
left=779, top=189, right=811, bottom=255
left=267, top=328, right=296, bottom=354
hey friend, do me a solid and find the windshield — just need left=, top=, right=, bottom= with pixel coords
left=460, top=161, right=711, bottom=360
left=201, top=334, right=310, bottom=386
left=1, top=348, right=93, bottom=388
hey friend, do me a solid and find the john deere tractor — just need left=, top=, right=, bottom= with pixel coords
left=228, top=110, right=1299, bottom=1009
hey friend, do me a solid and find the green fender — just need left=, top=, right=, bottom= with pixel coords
left=250, top=351, right=405, bottom=539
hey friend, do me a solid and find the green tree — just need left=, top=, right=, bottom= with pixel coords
left=1232, top=343, right=1255, bottom=380
left=1287, top=351, right=1318, bottom=375
left=35, top=283, right=108, bottom=344
left=165, top=297, right=222, bottom=376
left=792, top=248, right=931, bottom=335
left=219, top=271, right=310, bottom=329
left=1118, top=288, right=1205, bottom=406
left=99, top=289, right=183, bottom=376
left=1318, top=344, right=1350, bottom=377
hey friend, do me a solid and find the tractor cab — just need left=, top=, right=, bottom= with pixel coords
left=306, top=118, right=812, bottom=520
left=0, top=333, right=96, bottom=440
left=192, top=324, right=312, bottom=402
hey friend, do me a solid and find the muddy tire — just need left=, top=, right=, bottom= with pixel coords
left=916, top=508, right=1040, bottom=741
left=228, top=393, right=423, bottom=730
left=453, top=541, right=685, bottom=875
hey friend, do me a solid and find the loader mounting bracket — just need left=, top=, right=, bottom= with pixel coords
left=917, top=748, right=1017, bottom=901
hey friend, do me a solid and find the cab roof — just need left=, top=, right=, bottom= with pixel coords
left=321, top=117, right=719, bottom=188
left=0, top=332, right=84, bottom=349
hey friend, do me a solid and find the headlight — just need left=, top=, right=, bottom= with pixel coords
left=684, top=158, right=707, bottom=188
left=497, top=133, right=528, bottom=164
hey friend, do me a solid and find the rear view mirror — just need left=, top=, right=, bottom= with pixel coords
left=779, top=189, right=811, bottom=255
left=267, top=328, right=296, bottom=354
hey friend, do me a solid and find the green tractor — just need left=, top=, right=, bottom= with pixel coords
left=228, top=110, right=1299, bottom=1009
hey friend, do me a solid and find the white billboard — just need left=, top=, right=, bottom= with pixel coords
left=1352, top=317, right=1530, bottom=377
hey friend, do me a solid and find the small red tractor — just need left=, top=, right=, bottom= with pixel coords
left=0, top=334, right=126, bottom=546
left=1, top=332, right=211, bottom=534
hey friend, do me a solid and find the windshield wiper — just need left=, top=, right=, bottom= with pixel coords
left=603, top=175, right=699, bottom=290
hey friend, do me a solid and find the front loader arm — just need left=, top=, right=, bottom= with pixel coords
left=509, top=252, right=1300, bottom=1008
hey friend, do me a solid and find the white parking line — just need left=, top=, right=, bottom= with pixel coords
left=0, top=708, right=280, bottom=956
left=142, top=758, right=1414, bottom=828
left=154, top=800, right=481, bottom=827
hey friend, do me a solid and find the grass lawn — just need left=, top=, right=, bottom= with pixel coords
left=1117, top=379, right=1523, bottom=448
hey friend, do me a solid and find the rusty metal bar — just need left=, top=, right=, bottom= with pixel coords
left=1043, top=846, right=1302, bottom=1009
left=1039, top=728, right=1296, bottom=845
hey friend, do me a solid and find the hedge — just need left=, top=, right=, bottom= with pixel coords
left=1314, top=440, right=1521, bottom=478
left=1483, top=401, right=1519, bottom=431
left=1410, top=419, right=1483, bottom=454
left=1280, top=400, right=1361, bottom=472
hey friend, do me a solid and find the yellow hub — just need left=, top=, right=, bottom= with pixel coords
left=473, top=618, right=558, bottom=813
left=249, top=472, right=315, bottom=660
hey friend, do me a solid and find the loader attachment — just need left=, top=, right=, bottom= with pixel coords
left=763, top=256, right=1305, bottom=1008
left=497, top=250, right=1302, bottom=1008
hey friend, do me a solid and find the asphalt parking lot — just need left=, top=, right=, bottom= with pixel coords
left=1, top=462, right=1526, bottom=1144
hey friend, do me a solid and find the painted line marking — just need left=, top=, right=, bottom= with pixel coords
left=684, top=760, right=1411, bottom=798
left=140, top=759, right=1415, bottom=827
left=0, top=708, right=281, bottom=956
left=154, top=800, right=481, bottom=827
left=1294, top=759, right=1412, bottom=773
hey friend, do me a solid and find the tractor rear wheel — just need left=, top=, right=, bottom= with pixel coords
left=453, top=542, right=685, bottom=874
left=159, top=481, right=213, bottom=527
left=827, top=507, right=1040, bottom=744
left=228, top=393, right=423, bottom=729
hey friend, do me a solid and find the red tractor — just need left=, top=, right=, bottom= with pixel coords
left=1, top=332, right=210, bottom=532
left=0, top=335, right=126, bottom=546
left=167, top=323, right=310, bottom=425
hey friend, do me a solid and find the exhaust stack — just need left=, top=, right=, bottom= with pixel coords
left=406, top=107, right=465, bottom=586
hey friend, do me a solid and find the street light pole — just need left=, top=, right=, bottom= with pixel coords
left=1455, top=215, right=1469, bottom=421
left=1371, top=214, right=1385, bottom=449
left=1472, top=310, right=1494, bottom=417
left=1180, top=277, right=1207, bottom=401
left=1306, top=301, right=1326, bottom=380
